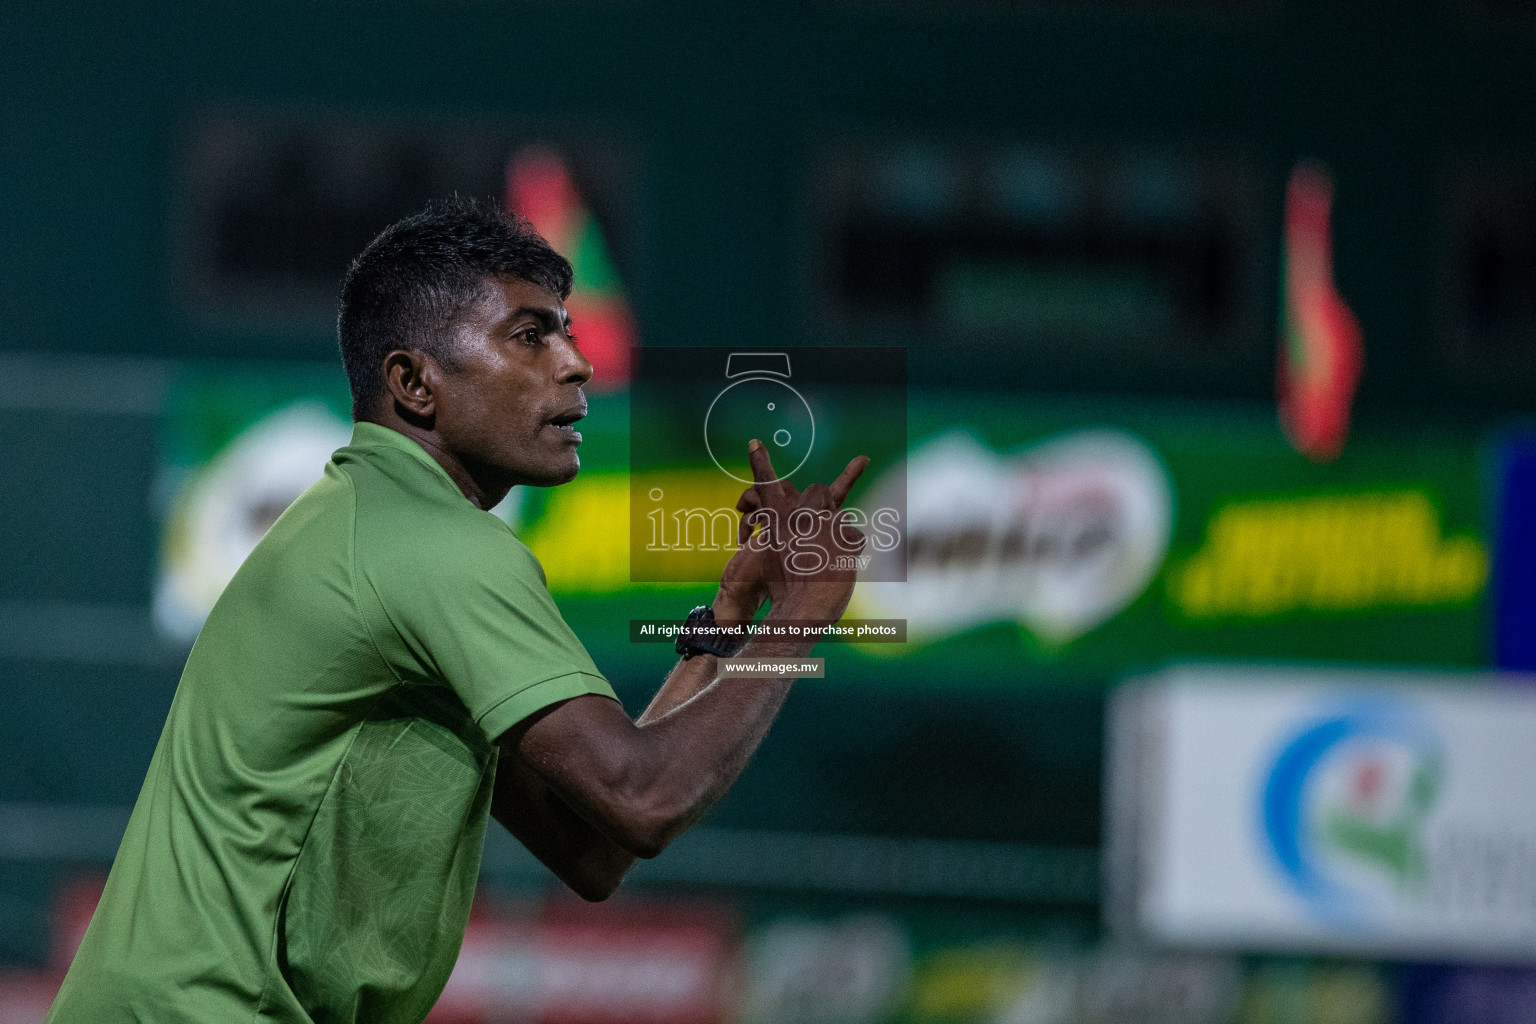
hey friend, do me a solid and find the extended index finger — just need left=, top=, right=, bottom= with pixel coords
left=829, top=455, right=871, bottom=507
left=747, top=439, right=784, bottom=490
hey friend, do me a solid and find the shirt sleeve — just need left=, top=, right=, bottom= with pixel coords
left=365, top=518, right=620, bottom=742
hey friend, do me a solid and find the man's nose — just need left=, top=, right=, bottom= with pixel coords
left=556, top=335, right=593, bottom=386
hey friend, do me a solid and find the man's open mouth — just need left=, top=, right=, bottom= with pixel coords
left=545, top=406, right=586, bottom=442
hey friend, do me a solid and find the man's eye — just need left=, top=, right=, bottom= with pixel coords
left=522, top=327, right=543, bottom=345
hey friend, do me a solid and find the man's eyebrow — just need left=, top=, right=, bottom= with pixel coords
left=499, top=305, right=568, bottom=333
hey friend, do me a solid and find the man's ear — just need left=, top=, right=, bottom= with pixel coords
left=382, top=350, right=436, bottom=423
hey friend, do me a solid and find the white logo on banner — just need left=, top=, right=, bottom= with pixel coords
left=155, top=402, right=351, bottom=640
left=856, top=430, right=1173, bottom=644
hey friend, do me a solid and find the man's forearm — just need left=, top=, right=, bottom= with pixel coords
left=629, top=642, right=803, bottom=845
left=636, top=589, right=757, bottom=726
left=518, top=617, right=820, bottom=859
left=637, top=655, right=716, bottom=726
left=490, top=748, right=636, bottom=901
left=492, top=590, right=764, bottom=893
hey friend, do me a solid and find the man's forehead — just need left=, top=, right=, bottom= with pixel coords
left=483, top=275, right=568, bottom=320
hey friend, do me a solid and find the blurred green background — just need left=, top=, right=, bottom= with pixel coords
left=3, top=1, right=1535, bottom=1021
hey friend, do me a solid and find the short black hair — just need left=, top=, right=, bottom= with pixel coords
left=337, top=195, right=574, bottom=414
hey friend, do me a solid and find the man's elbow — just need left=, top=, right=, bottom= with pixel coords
left=567, top=870, right=624, bottom=903
left=609, top=818, right=674, bottom=861
left=559, top=848, right=637, bottom=902
left=605, top=790, right=688, bottom=860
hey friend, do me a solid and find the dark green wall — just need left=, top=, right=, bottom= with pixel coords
left=4, top=0, right=1536, bottom=408
left=2, top=0, right=1534, bottom=960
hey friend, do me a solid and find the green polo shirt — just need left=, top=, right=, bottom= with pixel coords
left=47, top=420, right=617, bottom=1024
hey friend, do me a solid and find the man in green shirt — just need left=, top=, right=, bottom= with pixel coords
left=46, top=197, right=867, bottom=1023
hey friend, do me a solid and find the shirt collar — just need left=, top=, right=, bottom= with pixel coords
left=346, top=420, right=464, bottom=496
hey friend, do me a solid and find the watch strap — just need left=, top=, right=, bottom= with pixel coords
left=675, top=604, right=746, bottom=659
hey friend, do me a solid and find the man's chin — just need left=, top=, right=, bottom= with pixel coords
left=526, top=456, right=580, bottom=487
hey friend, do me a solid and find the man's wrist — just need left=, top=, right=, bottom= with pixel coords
left=676, top=604, right=750, bottom=660
left=762, top=597, right=847, bottom=627
left=710, top=588, right=758, bottom=627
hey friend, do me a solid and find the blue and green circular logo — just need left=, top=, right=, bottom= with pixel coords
left=1261, top=699, right=1442, bottom=926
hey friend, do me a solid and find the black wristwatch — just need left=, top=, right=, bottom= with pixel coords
left=674, top=604, right=747, bottom=659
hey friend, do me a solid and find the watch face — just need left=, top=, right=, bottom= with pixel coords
left=704, top=376, right=816, bottom=484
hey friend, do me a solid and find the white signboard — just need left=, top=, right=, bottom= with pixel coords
left=1105, top=666, right=1536, bottom=961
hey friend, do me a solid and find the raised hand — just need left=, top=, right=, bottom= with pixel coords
left=729, top=439, right=869, bottom=625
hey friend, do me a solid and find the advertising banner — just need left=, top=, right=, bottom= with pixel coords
left=1106, top=666, right=1536, bottom=960
left=154, top=367, right=356, bottom=640
left=428, top=900, right=734, bottom=1024
left=846, top=397, right=1490, bottom=676
left=2, top=871, right=1400, bottom=1024
left=156, top=371, right=1493, bottom=677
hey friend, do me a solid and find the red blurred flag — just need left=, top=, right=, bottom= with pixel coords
left=507, top=148, right=634, bottom=389
left=1278, top=163, right=1363, bottom=462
